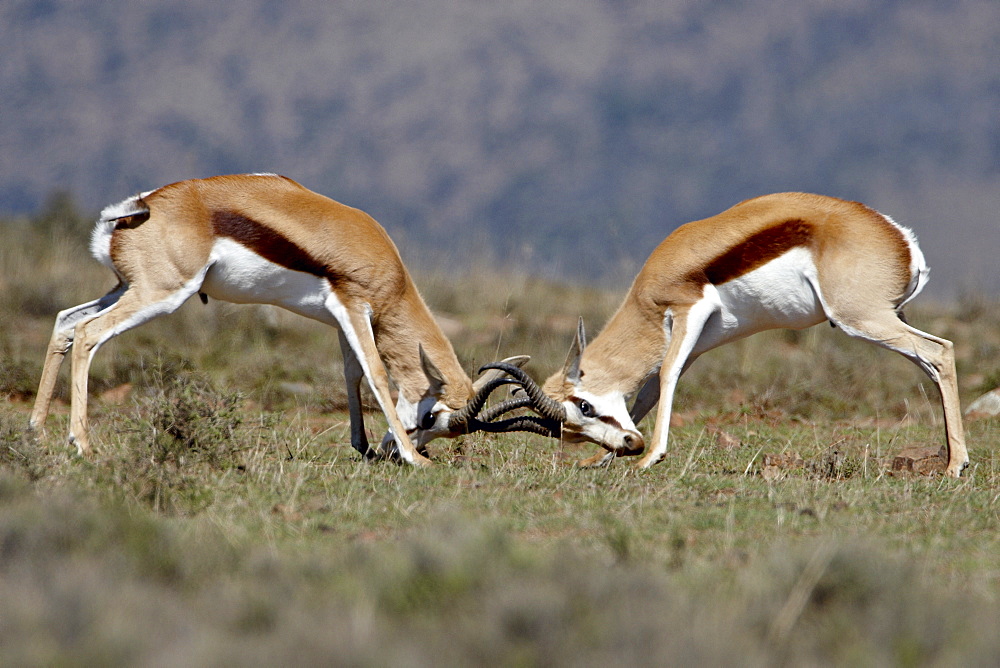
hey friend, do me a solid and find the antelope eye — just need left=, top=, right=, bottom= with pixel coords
left=577, top=399, right=596, bottom=418
left=419, top=410, right=436, bottom=430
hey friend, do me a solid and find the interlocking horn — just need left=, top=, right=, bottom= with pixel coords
left=478, top=396, right=534, bottom=423
left=446, top=376, right=520, bottom=432
left=475, top=362, right=567, bottom=422
left=461, top=394, right=562, bottom=437
left=471, top=415, right=560, bottom=437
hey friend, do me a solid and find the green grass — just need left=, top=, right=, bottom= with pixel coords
left=2, top=211, right=1000, bottom=664
left=4, top=406, right=999, bottom=665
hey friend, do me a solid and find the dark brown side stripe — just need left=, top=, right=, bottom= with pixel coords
left=212, top=210, right=337, bottom=284
left=686, top=219, right=813, bottom=286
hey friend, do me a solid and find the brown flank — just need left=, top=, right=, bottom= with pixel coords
left=211, top=210, right=339, bottom=286
left=691, top=219, right=814, bottom=286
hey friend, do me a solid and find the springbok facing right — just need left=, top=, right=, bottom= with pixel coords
left=29, top=173, right=536, bottom=464
left=498, top=192, right=969, bottom=477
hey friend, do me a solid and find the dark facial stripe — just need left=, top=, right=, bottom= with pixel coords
left=568, top=394, right=624, bottom=429
left=212, top=210, right=334, bottom=282
left=694, top=219, right=813, bottom=286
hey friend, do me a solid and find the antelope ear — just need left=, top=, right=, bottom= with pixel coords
left=473, top=354, right=530, bottom=392
left=563, top=317, right=586, bottom=385
left=419, top=344, right=447, bottom=395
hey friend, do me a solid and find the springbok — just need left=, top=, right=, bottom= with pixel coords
left=29, top=173, right=530, bottom=465
left=492, top=192, right=969, bottom=477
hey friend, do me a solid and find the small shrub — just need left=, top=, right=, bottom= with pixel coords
left=758, top=541, right=965, bottom=666
left=92, top=351, right=194, bottom=397
left=143, top=373, right=244, bottom=468
left=0, top=410, right=47, bottom=481
left=0, top=358, right=38, bottom=400
left=109, top=368, right=248, bottom=514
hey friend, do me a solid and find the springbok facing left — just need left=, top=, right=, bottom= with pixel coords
left=497, top=192, right=969, bottom=478
left=29, top=173, right=526, bottom=465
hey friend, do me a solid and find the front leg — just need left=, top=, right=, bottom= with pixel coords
left=329, top=298, right=431, bottom=467
left=629, top=373, right=661, bottom=423
left=577, top=450, right=616, bottom=468
left=337, top=329, right=377, bottom=459
left=636, top=293, right=718, bottom=469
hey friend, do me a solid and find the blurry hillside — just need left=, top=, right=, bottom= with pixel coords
left=1, top=1, right=997, bottom=294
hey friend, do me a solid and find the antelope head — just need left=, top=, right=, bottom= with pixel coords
left=486, top=319, right=645, bottom=456
left=379, top=349, right=550, bottom=454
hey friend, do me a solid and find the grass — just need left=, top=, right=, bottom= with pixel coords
left=2, top=207, right=1000, bottom=664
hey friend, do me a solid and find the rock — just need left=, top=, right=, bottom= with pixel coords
left=760, top=452, right=804, bottom=480
left=762, top=452, right=804, bottom=469
left=891, top=446, right=947, bottom=475
left=761, top=464, right=784, bottom=481
left=965, top=388, right=1000, bottom=420
left=709, top=427, right=741, bottom=449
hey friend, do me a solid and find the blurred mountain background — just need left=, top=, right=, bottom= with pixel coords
left=1, top=0, right=997, bottom=296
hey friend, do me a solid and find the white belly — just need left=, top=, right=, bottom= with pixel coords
left=694, top=246, right=827, bottom=354
left=200, top=238, right=339, bottom=325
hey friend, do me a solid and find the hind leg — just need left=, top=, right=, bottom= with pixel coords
left=30, top=284, right=127, bottom=433
left=838, top=312, right=968, bottom=477
left=68, top=276, right=206, bottom=455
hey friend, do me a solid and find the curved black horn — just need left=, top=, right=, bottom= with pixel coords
left=478, top=396, right=534, bottom=423
left=446, top=376, right=520, bottom=431
left=467, top=415, right=561, bottom=437
left=476, top=363, right=567, bottom=422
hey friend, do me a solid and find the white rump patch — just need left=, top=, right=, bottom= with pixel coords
left=89, top=218, right=117, bottom=272
left=99, top=194, right=149, bottom=222
left=881, top=213, right=929, bottom=308
left=90, top=193, right=153, bottom=274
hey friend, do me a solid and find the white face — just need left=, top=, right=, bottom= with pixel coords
left=380, top=393, right=456, bottom=454
left=559, top=386, right=644, bottom=454
left=412, top=395, right=458, bottom=447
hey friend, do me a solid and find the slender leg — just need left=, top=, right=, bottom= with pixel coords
left=328, top=298, right=431, bottom=467
left=578, top=451, right=617, bottom=468
left=630, top=374, right=661, bottom=423
left=839, top=313, right=968, bottom=477
left=30, top=286, right=127, bottom=432
left=636, top=297, right=718, bottom=469
left=68, top=279, right=205, bottom=455
left=337, top=328, right=374, bottom=459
